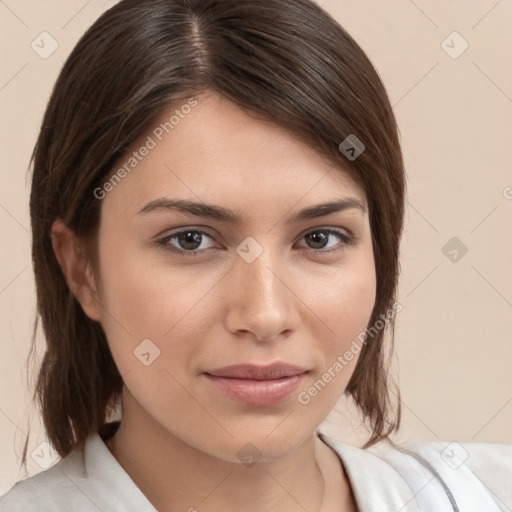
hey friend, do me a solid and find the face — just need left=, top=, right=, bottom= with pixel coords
left=89, top=90, right=376, bottom=463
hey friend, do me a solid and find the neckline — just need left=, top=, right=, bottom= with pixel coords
left=92, top=423, right=420, bottom=511
left=316, top=432, right=421, bottom=512
left=315, top=430, right=360, bottom=511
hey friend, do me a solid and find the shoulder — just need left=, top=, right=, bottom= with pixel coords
left=319, top=432, right=511, bottom=511
left=0, top=428, right=157, bottom=512
left=369, top=438, right=512, bottom=511
left=0, top=447, right=92, bottom=511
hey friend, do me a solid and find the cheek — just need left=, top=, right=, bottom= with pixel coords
left=96, top=214, right=376, bottom=363
left=305, top=251, right=377, bottom=386
left=329, top=270, right=376, bottom=345
left=293, top=270, right=375, bottom=422
left=91, top=227, right=377, bottom=456
left=304, top=249, right=377, bottom=347
left=94, top=240, right=222, bottom=374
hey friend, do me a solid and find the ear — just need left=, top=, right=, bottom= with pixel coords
left=51, top=219, right=102, bottom=322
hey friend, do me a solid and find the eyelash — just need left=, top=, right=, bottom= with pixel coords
left=155, top=227, right=357, bottom=257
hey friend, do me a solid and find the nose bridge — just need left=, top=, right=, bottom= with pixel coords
left=240, top=245, right=282, bottom=301
left=225, top=238, right=295, bottom=340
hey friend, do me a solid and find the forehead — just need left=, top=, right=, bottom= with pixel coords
left=102, top=91, right=367, bottom=218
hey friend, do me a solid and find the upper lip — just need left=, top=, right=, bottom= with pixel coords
left=205, top=363, right=308, bottom=380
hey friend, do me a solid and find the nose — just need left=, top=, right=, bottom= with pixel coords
left=223, top=244, right=299, bottom=343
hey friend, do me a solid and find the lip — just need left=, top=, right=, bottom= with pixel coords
left=203, top=363, right=309, bottom=406
left=205, top=363, right=308, bottom=380
left=204, top=373, right=308, bottom=406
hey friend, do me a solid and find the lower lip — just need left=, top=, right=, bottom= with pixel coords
left=204, top=372, right=308, bottom=406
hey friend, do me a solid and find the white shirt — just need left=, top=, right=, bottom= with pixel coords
left=1, top=424, right=510, bottom=511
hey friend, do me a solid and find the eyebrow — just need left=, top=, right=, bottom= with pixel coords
left=137, top=197, right=366, bottom=224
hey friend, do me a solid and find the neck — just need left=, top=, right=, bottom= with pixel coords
left=104, top=389, right=354, bottom=512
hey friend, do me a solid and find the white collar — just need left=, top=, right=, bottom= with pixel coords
left=317, top=432, right=421, bottom=511
left=67, top=429, right=422, bottom=511
left=66, top=429, right=423, bottom=511
left=58, top=430, right=157, bottom=511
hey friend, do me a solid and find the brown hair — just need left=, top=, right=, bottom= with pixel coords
left=22, top=0, right=406, bottom=471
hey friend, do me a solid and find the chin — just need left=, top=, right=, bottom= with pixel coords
left=206, top=426, right=310, bottom=466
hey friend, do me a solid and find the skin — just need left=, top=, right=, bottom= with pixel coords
left=52, top=90, right=376, bottom=512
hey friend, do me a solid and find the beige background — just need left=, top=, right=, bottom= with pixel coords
left=1, top=0, right=511, bottom=493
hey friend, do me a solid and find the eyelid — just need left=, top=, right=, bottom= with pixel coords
left=297, top=224, right=355, bottom=240
left=155, top=225, right=358, bottom=257
left=154, top=226, right=218, bottom=243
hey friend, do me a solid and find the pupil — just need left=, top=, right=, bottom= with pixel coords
left=177, top=231, right=330, bottom=251
left=180, top=231, right=202, bottom=250
left=306, top=231, right=328, bottom=249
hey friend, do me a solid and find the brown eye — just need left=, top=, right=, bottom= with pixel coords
left=157, top=229, right=215, bottom=256
left=155, top=227, right=357, bottom=258
left=298, top=228, right=356, bottom=253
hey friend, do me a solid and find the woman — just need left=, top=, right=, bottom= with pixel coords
left=0, top=0, right=510, bottom=510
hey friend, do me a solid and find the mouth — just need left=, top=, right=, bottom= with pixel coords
left=204, top=362, right=308, bottom=380
left=203, top=362, right=309, bottom=406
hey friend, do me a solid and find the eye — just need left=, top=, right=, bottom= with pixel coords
left=155, top=227, right=357, bottom=257
left=296, top=228, right=357, bottom=254
left=156, top=228, right=217, bottom=256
